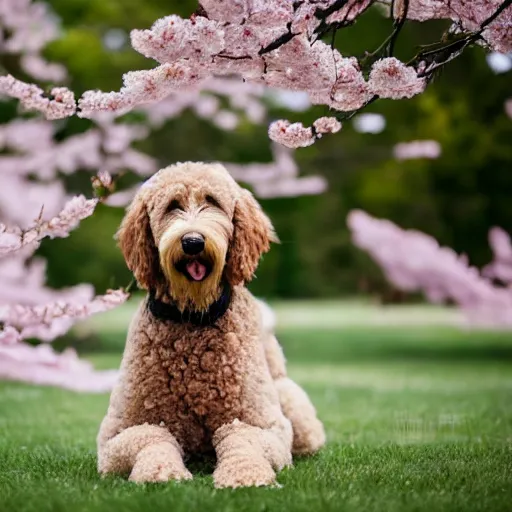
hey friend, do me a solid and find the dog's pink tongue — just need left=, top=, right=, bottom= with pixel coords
left=186, top=261, right=207, bottom=281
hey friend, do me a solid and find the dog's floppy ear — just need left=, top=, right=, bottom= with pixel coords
left=116, top=194, right=161, bottom=290
left=225, top=188, right=278, bottom=286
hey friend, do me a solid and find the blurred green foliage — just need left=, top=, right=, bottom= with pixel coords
left=21, top=2, right=512, bottom=297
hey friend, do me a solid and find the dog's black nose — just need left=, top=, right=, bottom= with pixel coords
left=181, top=233, right=205, bottom=255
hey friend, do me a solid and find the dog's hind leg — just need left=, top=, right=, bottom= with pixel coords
left=262, top=333, right=326, bottom=455
left=98, top=424, right=192, bottom=483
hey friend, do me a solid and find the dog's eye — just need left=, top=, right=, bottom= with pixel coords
left=166, top=200, right=183, bottom=213
left=205, top=195, right=222, bottom=209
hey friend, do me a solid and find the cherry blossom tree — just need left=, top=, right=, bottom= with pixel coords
left=348, top=210, right=512, bottom=329
left=105, top=78, right=328, bottom=206
left=0, top=0, right=161, bottom=391
left=1, top=0, right=511, bottom=389
left=0, top=192, right=129, bottom=391
left=72, top=0, right=509, bottom=138
left=3, top=1, right=509, bottom=146
left=0, top=0, right=327, bottom=391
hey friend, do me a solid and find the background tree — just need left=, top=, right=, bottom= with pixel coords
left=1, top=0, right=511, bottom=389
left=0, top=0, right=326, bottom=389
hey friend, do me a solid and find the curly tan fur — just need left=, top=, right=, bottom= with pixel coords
left=99, top=162, right=325, bottom=488
left=225, top=188, right=278, bottom=286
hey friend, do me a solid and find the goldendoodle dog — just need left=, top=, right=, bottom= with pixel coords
left=98, top=162, right=325, bottom=488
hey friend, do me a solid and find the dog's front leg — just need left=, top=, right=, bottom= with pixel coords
left=212, top=419, right=292, bottom=488
left=98, top=424, right=192, bottom=483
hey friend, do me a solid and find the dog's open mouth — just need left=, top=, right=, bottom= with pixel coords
left=175, top=258, right=212, bottom=282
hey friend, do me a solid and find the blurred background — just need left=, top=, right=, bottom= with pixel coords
left=11, top=0, right=509, bottom=301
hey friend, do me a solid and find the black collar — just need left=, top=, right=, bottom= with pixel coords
left=147, top=285, right=231, bottom=326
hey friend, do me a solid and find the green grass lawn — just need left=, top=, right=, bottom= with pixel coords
left=1, top=300, right=511, bottom=512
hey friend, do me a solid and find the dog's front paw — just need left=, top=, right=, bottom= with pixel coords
left=129, top=463, right=192, bottom=484
left=213, top=457, right=276, bottom=488
left=128, top=442, right=192, bottom=484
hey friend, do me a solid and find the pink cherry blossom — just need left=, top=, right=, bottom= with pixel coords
left=396, top=0, right=512, bottom=53
left=130, top=15, right=225, bottom=64
left=269, top=117, right=341, bottom=148
left=78, top=64, right=206, bottom=117
left=0, top=0, right=141, bottom=393
left=393, top=140, right=442, bottom=160
left=348, top=210, right=512, bottom=329
left=325, top=0, right=374, bottom=24
left=326, top=58, right=371, bottom=111
left=0, top=0, right=67, bottom=82
left=313, top=116, right=342, bottom=135
left=0, top=195, right=98, bottom=258
left=0, top=289, right=129, bottom=342
left=0, top=229, right=22, bottom=256
left=225, top=143, right=327, bottom=198
left=505, top=98, right=512, bottom=118
left=73, top=0, right=509, bottom=133
left=0, top=75, right=76, bottom=119
left=0, top=342, right=118, bottom=392
left=2, top=0, right=510, bottom=141
left=268, top=120, right=316, bottom=148
left=482, top=227, right=512, bottom=284
left=0, top=326, right=21, bottom=345
left=291, top=3, right=321, bottom=37
left=369, top=58, right=426, bottom=99
left=20, top=55, right=67, bottom=82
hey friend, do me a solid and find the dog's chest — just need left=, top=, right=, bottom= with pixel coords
left=141, top=324, right=245, bottom=436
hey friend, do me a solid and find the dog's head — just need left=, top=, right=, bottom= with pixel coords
left=117, top=162, right=277, bottom=312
